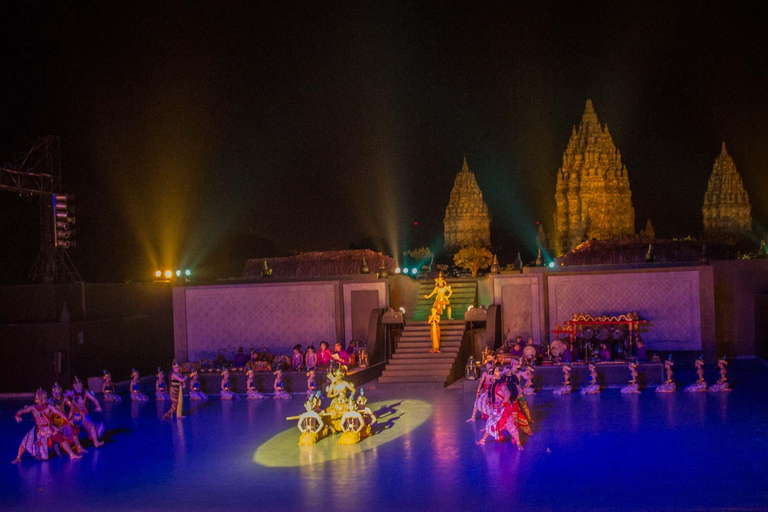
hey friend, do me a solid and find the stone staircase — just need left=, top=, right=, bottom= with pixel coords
left=378, top=320, right=467, bottom=388
left=412, top=279, right=477, bottom=321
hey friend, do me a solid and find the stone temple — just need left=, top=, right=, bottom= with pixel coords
left=554, top=100, right=636, bottom=254
left=443, top=157, right=491, bottom=250
left=702, top=143, right=752, bottom=241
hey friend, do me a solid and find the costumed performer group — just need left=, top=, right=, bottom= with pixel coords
left=468, top=356, right=533, bottom=450
left=286, top=365, right=376, bottom=446
left=13, top=377, right=105, bottom=464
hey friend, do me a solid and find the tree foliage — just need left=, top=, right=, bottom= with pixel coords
left=453, top=246, right=493, bottom=277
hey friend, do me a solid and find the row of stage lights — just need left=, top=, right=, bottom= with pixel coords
left=154, top=269, right=192, bottom=280
left=394, top=267, right=419, bottom=275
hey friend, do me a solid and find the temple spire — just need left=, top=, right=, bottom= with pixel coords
left=703, top=143, right=751, bottom=241
left=553, top=100, right=635, bottom=254
left=444, top=157, right=491, bottom=250
left=581, top=99, right=599, bottom=128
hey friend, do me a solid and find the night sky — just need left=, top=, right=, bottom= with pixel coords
left=1, top=3, right=767, bottom=282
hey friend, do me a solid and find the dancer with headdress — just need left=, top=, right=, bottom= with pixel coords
left=709, top=355, right=732, bottom=392
left=620, top=360, right=641, bottom=394
left=505, top=358, right=533, bottom=437
left=155, top=368, right=170, bottom=401
left=48, top=382, right=85, bottom=456
left=220, top=368, right=240, bottom=399
left=68, top=377, right=105, bottom=448
left=13, top=389, right=82, bottom=463
left=553, top=363, right=572, bottom=395
left=246, top=368, right=266, bottom=399
left=522, top=364, right=536, bottom=395
left=273, top=368, right=291, bottom=399
left=685, top=355, right=708, bottom=392
left=466, top=360, right=494, bottom=422
left=163, top=360, right=187, bottom=420
left=189, top=369, right=208, bottom=401
left=581, top=360, right=601, bottom=395
left=656, top=355, right=676, bottom=393
left=130, top=368, right=149, bottom=401
left=306, top=369, right=318, bottom=397
left=102, top=370, right=121, bottom=402
left=476, top=365, right=524, bottom=450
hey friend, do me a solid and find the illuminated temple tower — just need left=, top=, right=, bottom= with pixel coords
left=443, top=157, right=491, bottom=250
left=554, top=100, right=635, bottom=254
left=702, top=143, right=752, bottom=241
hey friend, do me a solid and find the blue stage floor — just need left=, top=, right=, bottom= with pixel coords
left=2, top=359, right=767, bottom=511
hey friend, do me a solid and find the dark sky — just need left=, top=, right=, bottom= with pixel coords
left=1, top=3, right=767, bottom=282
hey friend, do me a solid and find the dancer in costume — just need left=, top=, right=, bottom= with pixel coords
left=428, top=307, right=441, bottom=353
left=709, top=355, right=732, bottom=392
left=48, top=383, right=85, bottom=456
left=189, top=370, right=208, bottom=401
left=306, top=369, right=318, bottom=397
left=273, top=369, right=291, bottom=399
left=246, top=368, right=265, bottom=399
left=505, top=358, right=533, bottom=437
left=68, top=377, right=105, bottom=448
left=522, top=364, right=536, bottom=395
left=155, top=368, right=170, bottom=401
left=220, top=368, right=240, bottom=399
left=163, top=360, right=187, bottom=420
left=553, top=364, right=572, bottom=395
left=620, top=360, right=641, bottom=394
left=685, top=355, right=708, bottom=392
left=581, top=360, right=601, bottom=395
left=102, top=370, right=122, bottom=402
left=424, top=271, right=453, bottom=319
left=466, top=360, right=495, bottom=422
left=13, top=389, right=82, bottom=463
left=130, top=368, right=149, bottom=401
left=476, top=366, right=524, bottom=449
left=656, top=355, right=676, bottom=393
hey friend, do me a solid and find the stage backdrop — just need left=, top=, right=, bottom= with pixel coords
left=173, top=278, right=387, bottom=362
left=486, top=266, right=716, bottom=355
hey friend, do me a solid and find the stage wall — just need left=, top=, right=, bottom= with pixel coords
left=173, top=278, right=387, bottom=362
left=487, top=266, right=717, bottom=357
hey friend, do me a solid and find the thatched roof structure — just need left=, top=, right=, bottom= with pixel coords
left=244, top=249, right=396, bottom=279
left=555, top=239, right=731, bottom=266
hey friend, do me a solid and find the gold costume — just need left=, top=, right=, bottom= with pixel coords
left=428, top=307, right=441, bottom=353
left=425, top=271, right=453, bottom=319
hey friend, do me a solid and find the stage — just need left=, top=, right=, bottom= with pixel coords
left=463, top=361, right=665, bottom=392
left=1, top=359, right=766, bottom=511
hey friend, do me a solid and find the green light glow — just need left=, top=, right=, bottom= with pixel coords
left=254, top=399, right=432, bottom=467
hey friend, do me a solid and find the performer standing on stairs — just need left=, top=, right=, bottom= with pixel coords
left=425, top=271, right=453, bottom=319
left=428, top=307, right=441, bottom=353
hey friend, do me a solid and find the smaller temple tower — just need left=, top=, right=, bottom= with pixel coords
left=702, top=143, right=752, bottom=242
left=443, top=157, right=491, bottom=250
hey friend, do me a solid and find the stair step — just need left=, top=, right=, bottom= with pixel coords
left=391, top=353, right=457, bottom=359
left=378, top=375, right=447, bottom=383
left=394, top=349, right=460, bottom=355
left=382, top=361, right=453, bottom=375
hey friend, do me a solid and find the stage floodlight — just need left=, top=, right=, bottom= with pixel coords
left=548, top=262, right=555, bottom=268
left=411, top=268, right=418, bottom=275
left=164, top=270, right=172, bottom=278
left=185, top=269, right=191, bottom=276
left=395, top=267, right=401, bottom=274
left=402, top=268, right=409, bottom=274
left=53, top=193, right=76, bottom=249
left=175, top=270, right=181, bottom=277
left=155, top=270, right=161, bottom=278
